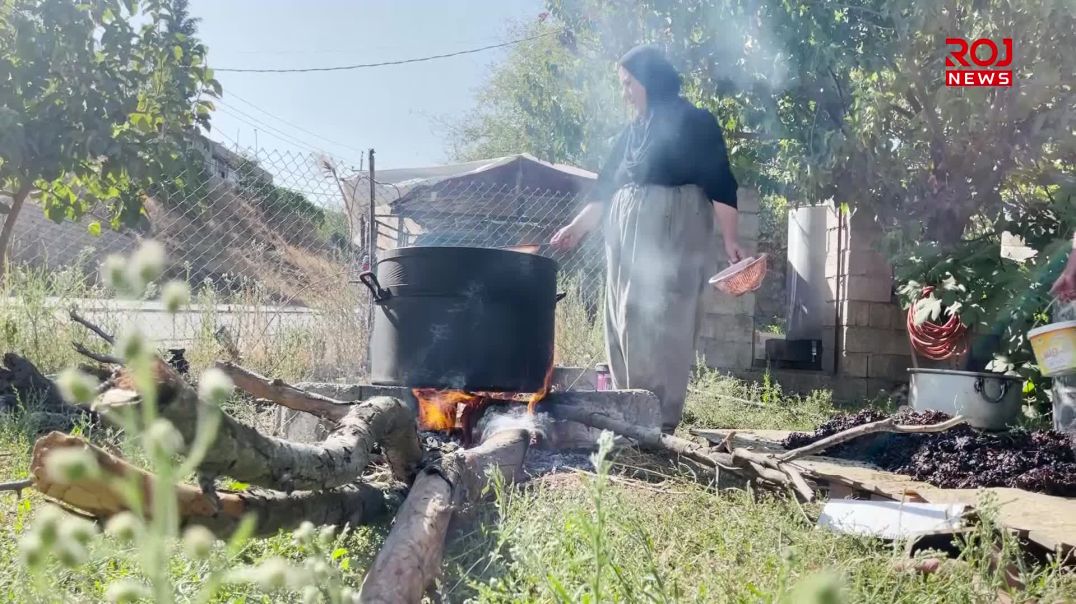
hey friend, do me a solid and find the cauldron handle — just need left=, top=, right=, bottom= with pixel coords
left=358, top=271, right=391, bottom=303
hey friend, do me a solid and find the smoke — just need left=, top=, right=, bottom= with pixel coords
left=478, top=405, right=551, bottom=442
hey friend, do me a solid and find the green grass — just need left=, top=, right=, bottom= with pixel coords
left=1, top=379, right=1074, bottom=603
left=681, top=362, right=850, bottom=433
left=0, top=260, right=1073, bottom=602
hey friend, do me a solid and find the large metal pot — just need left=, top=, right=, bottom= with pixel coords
left=908, top=368, right=1024, bottom=430
left=359, top=246, right=561, bottom=392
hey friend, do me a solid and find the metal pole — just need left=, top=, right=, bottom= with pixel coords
left=365, top=149, right=377, bottom=378
left=368, top=149, right=377, bottom=268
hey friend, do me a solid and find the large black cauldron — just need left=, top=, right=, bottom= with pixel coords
left=359, top=246, right=561, bottom=392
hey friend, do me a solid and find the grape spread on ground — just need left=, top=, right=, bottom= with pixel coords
left=781, top=409, right=1076, bottom=497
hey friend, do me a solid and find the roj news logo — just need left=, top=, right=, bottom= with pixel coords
left=945, top=37, right=1013, bottom=87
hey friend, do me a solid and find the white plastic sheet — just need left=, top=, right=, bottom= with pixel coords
left=818, top=500, right=967, bottom=540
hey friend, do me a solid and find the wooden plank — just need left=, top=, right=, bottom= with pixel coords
left=691, top=428, right=1076, bottom=552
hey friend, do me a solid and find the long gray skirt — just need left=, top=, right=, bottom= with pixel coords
left=604, top=184, right=715, bottom=432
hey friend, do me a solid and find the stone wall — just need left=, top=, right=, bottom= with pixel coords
left=696, top=189, right=761, bottom=371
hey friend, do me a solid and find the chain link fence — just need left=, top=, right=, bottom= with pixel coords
left=4, top=145, right=607, bottom=391
left=7, top=144, right=369, bottom=385
left=367, top=177, right=605, bottom=299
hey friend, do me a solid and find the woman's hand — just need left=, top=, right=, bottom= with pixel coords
left=724, top=239, right=747, bottom=264
left=1052, top=251, right=1076, bottom=301
left=550, top=202, right=604, bottom=251
left=712, top=203, right=744, bottom=263
left=550, top=222, right=588, bottom=251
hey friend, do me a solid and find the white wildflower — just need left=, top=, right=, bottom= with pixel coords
left=100, top=254, right=129, bottom=294
left=56, top=367, right=99, bottom=406
left=143, top=418, right=185, bottom=459
left=317, top=525, right=336, bottom=548
left=55, top=540, right=88, bottom=568
left=181, top=525, right=216, bottom=560
left=226, top=557, right=308, bottom=591
left=44, top=447, right=101, bottom=484
left=113, top=327, right=147, bottom=362
left=104, top=580, right=150, bottom=604
left=60, top=515, right=99, bottom=546
left=302, top=585, right=322, bottom=604
left=197, top=368, right=233, bottom=407
left=105, top=512, right=142, bottom=543
left=128, top=240, right=166, bottom=289
left=292, top=520, right=316, bottom=546
left=33, top=504, right=65, bottom=547
left=161, top=280, right=191, bottom=314
left=17, top=533, right=44, bottom=568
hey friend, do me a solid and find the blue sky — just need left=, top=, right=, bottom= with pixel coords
left=190, top=0, right=543, bottom=169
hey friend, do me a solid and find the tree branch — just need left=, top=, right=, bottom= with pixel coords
left=0, top=479, right=32, bottom=494
left=29, top=431, right=396, bottom=537
left=72, top=342, right=122, bottom=365
left=68, top=308, right=115, bottom=345
left=778, top=415, right=966, bottom=462
left=95, top=361, right=422, bottom=491
left=214, top=361, right=347, bottom=422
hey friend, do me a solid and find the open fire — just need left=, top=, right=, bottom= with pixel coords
left=412, top=364, right=555, bottom=443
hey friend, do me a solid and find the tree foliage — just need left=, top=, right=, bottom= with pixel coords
left=450, top=0, right=1076, bottom=370
left=0, top=0, right=219, bottom=270
left=445, top=21, right=622, bottom=171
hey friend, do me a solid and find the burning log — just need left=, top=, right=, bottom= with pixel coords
left=359, top=428, right=531, bottom=603
left=29, top=432, right=395, bottom=536
left=95, top=361, right=423, bottom=492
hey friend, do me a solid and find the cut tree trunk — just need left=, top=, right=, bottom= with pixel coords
left=30, top=431, right=396, bottom=537
left=0, top=184, right=31, bottom=282
left=359, top=428, right=531, bottom=604
left=95, top=361, right=422, bottom=492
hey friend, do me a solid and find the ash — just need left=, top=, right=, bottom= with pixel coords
left=478, top=405, right=596, bottom=477
left=522, top=447, right=595, bottom=478
left=418, top=406, right=597, bottom=478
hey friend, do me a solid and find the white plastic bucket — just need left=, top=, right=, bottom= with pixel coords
left=1028, top=321, right=1076, bottom=377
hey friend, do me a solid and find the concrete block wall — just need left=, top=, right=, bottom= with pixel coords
left=697, top=188, right=760, bottom=371
left=824, top=210, right=913, bottom=398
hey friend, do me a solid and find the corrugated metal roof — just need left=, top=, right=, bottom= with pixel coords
left=342, top=153, right=596, bottom=207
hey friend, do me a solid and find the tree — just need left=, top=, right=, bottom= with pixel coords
left=0, top=0, right=220, bottom=277
left=464, top=0, right=1074, bottom=245
left=445, top=21, right=622, bottom=171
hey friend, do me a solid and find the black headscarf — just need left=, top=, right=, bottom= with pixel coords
left=590, top=45, right=738, bottom=207
left=618, top=46, right=693, bottom=186
left=619, top=45, right=682, bottom=102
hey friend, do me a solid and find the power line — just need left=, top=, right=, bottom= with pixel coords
left=215, top=103, right=328, bottom=156
left=223, top=91, right=369, bottom=156
left=213, top=30, right=561, bottom=74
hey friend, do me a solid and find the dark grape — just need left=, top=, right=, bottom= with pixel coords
left=781, top=410, right=1076, bottom=496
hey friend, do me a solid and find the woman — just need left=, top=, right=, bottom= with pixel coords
left=551, top=45, right=744, bottom=433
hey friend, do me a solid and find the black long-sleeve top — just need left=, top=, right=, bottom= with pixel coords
left=591, top=104, right=738, bottom=209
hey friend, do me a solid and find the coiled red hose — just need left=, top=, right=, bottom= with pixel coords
left=907, top=286, right=968, bottom=361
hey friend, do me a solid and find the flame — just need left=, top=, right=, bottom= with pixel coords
left=411, top=388, right=481, bottom=431
left=526, top=361, right=555, bottom=414
left=411, top=354, right=555, bottom=435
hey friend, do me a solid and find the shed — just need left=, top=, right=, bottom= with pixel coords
left=344, top=154, right=597, bottom=251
